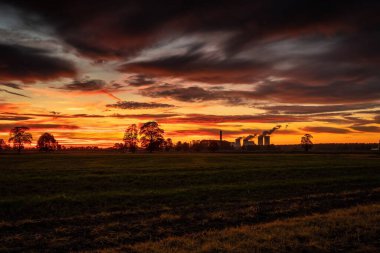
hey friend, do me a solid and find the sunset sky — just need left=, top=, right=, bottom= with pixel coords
left=0, top=0, right=379, bottom=147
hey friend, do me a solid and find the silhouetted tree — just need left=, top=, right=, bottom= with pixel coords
left=139, top=121, right=164, bottom=152
left=175, top=141, right=182, bottom=152
left=123, top=124, right=139, bottom=152
left=191, top=141, right=202, bottom=152
left=164, top=138, right=173, bottom=152
left=37, top=133, right=58, bottom=152
left=0, top=139, right=6, bottom=151
left=8, top=127, right=33, bottom=153
left=182, top=142, right=190, bottom=152
left=301, top=134, right=313, bottom=152
left=113, top=143, right=125, bottom=151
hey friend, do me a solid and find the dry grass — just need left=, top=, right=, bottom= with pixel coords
left=125, top=204, right=380, bottom=253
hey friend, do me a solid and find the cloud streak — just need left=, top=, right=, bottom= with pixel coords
left=301, top=126, right=352, bottom=134
left=106, top=101, right=175, bottom=110
left=0, top=88, right=30, bottom=98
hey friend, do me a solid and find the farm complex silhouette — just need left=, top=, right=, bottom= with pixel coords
left=1, top=123, right=378, bottom=154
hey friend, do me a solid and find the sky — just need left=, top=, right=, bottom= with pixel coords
left=0, top=0, right=379, bottom=147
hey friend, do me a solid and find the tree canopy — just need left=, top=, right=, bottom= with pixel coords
left=301, top=134, right=313, bottom=152
left=37, top=133, right=58, bottom=152
left=9, top=127, right=33, bottom=153
left=0, top=139, right=6, bottom=151
left=123, top=124, right=139, bottom=152
left=139, top=121, right=164, bottom=152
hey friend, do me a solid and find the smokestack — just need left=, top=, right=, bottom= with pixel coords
left=219, top=130, right=223, bottom=149
left=258, top=135, right=264, bottom=145
left=264, top=136, right=270, bottom=145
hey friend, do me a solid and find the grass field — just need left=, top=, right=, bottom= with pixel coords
left=1, top=153, right=380, bottom=252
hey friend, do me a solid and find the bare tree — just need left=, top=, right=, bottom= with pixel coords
left=301, top=134, right=313, bottom=152
left=139, top=121, right=164, bottom=152
left=123, top=124, right=139, bottom=152
left=9, top=127, right=33, bottom=153
left=37, top=133, right=58, bottom=152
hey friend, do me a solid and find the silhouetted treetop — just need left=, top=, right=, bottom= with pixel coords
left=37, top=132, right=58, bottom=152
left=9, top=126, right=33, bottom=153
left=124, top=124, right=139, bottom=152
left=139, top=121, right=164, bottom=153
left=301, top=134, right=313, bottom=152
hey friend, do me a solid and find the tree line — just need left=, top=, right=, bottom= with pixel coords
left=0, top=126, right=59, bottom=153
left=0, top=122, right=316, bottom=153
left=0, top=121, right=174, bottom=153
left=117, top=121, right=167, bottom=153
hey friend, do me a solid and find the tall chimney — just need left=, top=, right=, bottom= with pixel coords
left=219, top=130, right=223, bottom=149
left=258, top=135, right=264, bottom=145
left=264, top=136, right=270, bottom=146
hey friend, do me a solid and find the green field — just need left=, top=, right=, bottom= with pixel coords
left=1, top=153, right=380, bottom=252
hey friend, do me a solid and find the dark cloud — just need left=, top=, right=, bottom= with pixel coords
left=0, top=116, right=33, bottom=121
left=374, top=115, right=380, bottom=124
left=1, top=111, right=307, bottom=124
left=248, top=80, right=380, bottom=104
left=109, top=83, right=124, bottom=90
left=341, top=116, right=375, bottom=126
left=57, top=79, right=123, bottom=92
left=0, top=43, right=76, bottom=83
left=314, top=115, right=375, bottom=126
left=140, top=84, right=219, bottom=102
left=58, top=79, right=106, bottom=91
left=3, top=0, right=380, bottom=107
left=139, top=83, right=245, bottom=104
left=106, top=101, right=175, bottom=110
left=126, top=74, right=156, bottom=87
left=140, top=80, right=380, bottom=105
left=0, top=82, right=23, bottom=90
left=113, top=113, right=179, bottom=120
left=350, top=125, right=380, bottom=133
left=259, top=103, right=380, bottom=115
left=0, top=123, right=79, bottom=131
left=121, top=31, right=380, bottom=87
left=8, top=0, right=380, bottom=58
left=0, top=88, right=30, bottom=98
left=301, top=126, right=352, bottom=134
left=1, top=112, right=179, bottom=120
left=123, top=52, right=267, bottom=84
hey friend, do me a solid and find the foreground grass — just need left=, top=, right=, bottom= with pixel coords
left=127, top=204, right=380, bottom=253
left=0, top=153, right=379, bottom=251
